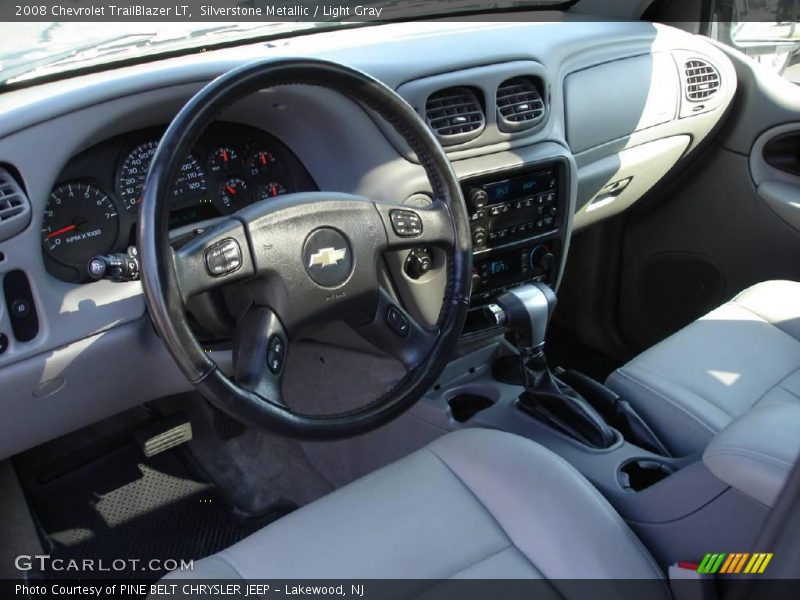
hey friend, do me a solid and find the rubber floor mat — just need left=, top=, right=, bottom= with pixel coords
left=19, top=442, right=293, bottom=580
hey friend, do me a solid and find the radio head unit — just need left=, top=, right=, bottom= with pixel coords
left=460, top=160, right=568, bottom=310
left=464, top=165, right=560, bottom=251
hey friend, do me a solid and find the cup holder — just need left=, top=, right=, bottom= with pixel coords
left=618, top=459, right=675, bottom=491
left=447, top=385, right=498, bottom=423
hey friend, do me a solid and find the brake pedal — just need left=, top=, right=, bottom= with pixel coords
left=135, top=414, right=193, bottom=457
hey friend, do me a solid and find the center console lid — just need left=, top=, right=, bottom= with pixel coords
left=703, top=398, right=800, bottom=507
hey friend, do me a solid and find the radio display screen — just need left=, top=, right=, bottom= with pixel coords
left=483, top=169, right=556, bottom=204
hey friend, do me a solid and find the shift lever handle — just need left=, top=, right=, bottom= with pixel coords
left=486, top=283, right=616, bottom=449
left=484, top=283, right=557, bottom=350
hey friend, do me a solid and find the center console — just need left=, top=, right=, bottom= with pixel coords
left=460, top=159, right=569, bottom=331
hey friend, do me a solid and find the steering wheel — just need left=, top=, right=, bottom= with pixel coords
left=138, top=58, right=472, bottom=439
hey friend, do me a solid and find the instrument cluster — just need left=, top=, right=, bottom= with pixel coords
left=41, top=122, right=316, bottom=283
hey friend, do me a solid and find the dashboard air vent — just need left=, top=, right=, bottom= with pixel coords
left=425, top=87, right=485, bottom=144
left=684, top=59, right=721, bottom=102
left=496, top=77, right=546, bottom=132
left=0, top=168, right=31, bottom=242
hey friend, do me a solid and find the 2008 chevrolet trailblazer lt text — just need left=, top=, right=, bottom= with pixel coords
left=0, top=0, right=799, bottom=598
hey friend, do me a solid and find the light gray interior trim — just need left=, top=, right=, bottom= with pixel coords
left=756, top=179, right=800, bottom=233
left=574, top=135, right=690, bottom=230
left=565, top=52, right=680, bottom=154
left=703, top=399, right=800, bottom=508
left=714, top=40, right=800, bottom=154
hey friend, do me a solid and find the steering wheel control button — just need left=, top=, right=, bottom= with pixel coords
left=267, top=335, right=285, bottom=374
left=385, top=305, right=410, bottom=338
left=303, top=228, right=353, bottom=287
left=0, top=333, right=8, bottom=355
left=204, top=238, right=242, bottom=277
left=389, top=210, right=423, bottom=237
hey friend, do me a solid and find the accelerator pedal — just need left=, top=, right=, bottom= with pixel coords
left=135, top=414, right=193, bottom=457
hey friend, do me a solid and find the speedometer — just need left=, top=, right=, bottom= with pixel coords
left=42, top=182, right=119, bottom=268
left=116, top=140, right=207, bottom=212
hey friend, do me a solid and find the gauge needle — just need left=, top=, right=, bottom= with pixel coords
left=45, top=224, right=77, bottom=240
left=225, top=185, right=237, bottom=196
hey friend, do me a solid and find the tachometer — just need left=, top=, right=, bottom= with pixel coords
left=42, top=182, right=119, bottom=267
left=117, top=140, right=207, bottom=212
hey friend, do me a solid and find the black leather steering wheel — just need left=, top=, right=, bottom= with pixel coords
left=138, top=58, right=472, bottom=439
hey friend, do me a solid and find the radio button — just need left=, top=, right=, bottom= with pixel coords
left=469, top=188, right=488, bottom=209
left=470, top=209, right=486, bottom=221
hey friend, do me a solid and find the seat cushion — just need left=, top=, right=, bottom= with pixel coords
left=163, top=429, right=667, bottom=588
left=607, top=280, right=800, bottom=456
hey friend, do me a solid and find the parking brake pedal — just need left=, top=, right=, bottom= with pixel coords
left=135, top=414, right=193, bottom=457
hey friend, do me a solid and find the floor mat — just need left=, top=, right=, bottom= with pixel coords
left=19, top=441, right=292, bottom=580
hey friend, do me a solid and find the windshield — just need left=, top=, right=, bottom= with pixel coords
left=0, top=1, right=566, bottom=87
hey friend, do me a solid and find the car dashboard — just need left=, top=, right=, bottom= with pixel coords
left=0, top=19, right=737, bottom=459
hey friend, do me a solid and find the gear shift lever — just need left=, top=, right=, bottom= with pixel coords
left=486, top=284, right=616, bottom=449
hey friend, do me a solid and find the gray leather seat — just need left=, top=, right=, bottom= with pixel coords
left=164, top=429, right=667, bottom=586
left=607, top=280, right=800, bottom=456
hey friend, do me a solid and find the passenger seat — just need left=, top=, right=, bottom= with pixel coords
left=606, top=280, right=800, bottom=457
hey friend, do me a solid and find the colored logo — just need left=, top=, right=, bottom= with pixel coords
left=308, top=247, right=347, bottom=268
left=697, top=553, right=773, bottom=574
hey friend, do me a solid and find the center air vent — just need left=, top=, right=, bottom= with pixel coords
left=684, top=59, right=721, bottom=101
left=0, top=168, right=31, bottom=242
left=496, top=77, right=546, bottom=132
left=425, top=87, right=485, bottom=145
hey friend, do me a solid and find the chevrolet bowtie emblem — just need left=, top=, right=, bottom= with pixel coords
left=308, top=247, right=347, bottom=268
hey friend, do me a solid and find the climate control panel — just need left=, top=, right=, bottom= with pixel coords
left=470, top=241, right=560, bottom=306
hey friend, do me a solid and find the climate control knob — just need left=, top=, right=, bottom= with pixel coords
left=472, top=227, right=487, bottom=246
left=529, top=245, right=555, bottom=271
